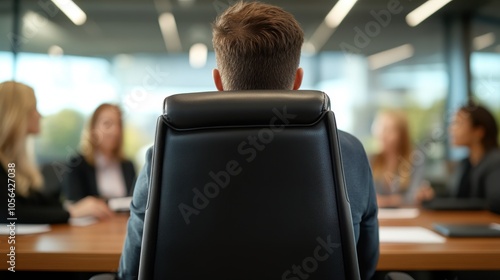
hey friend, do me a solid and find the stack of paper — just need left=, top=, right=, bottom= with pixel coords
left=69, top=216, right=99, bottom=227
left=378, top=208, right=420, bottom=219
left=379, top=226, right=446, bottom=243
left=108, top=196, right=133, bottom=212
left=0, top=224, right=51, bottom=235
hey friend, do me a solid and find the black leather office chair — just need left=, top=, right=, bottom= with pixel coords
left=91, top=90, right=414, bottom=280
left=138, top=90, right=354, bottom=280
left=139, top=90, right=358, bottom=279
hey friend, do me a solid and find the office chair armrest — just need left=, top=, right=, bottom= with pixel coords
left=89, top=273, right=116, bottom=280
left=385, top=272, right=416, bottom=280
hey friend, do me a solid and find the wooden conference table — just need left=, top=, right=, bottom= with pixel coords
left=1, top=210, right=500, bottom=272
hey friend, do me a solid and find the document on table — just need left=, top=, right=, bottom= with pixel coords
left=69, top=216, right=99, bottom=227
left=380, top=226, right=446, bottom=243
left=108, top=196, right=132, bottom=212
left=378, top=208, right=420, bottom=219
left=0, top=224, right=51, bottom=235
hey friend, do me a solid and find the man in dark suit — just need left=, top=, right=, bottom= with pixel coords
left=117, top=2, right=379, bottom=279
left=447, top=104, right=500, bottom=214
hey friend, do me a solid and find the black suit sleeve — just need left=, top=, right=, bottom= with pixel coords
left=62, top=155, right=91, bottom=202
left=485, top=167, right=500, bottom=214
left=1, top=165, right=70, bottom=224
left=7, top=194, right=70, bottom=224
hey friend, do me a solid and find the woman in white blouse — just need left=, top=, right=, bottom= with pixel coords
left=63, top=104, right=137, bottom=203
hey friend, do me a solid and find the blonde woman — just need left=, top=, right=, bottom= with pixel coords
left=0, top=81, right=114, bottom=224
left=370, top=110, right=433, bottom=207
left=62, top=104, right=136, bottom=203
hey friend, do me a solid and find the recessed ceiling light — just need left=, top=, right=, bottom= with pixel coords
left=51, top=0, right=87, bottom=26
left=368, top=44, right=415, bottom=70
left=473, top=32, right=495, bottom=51
left=406, top=0, right=452, bottom=27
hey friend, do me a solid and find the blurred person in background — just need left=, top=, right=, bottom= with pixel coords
left=370, top=110, right=434, bottom=208
left=0, top=81, right=114, bottom=224
left=63, top=103, right=136, bottom=203
left=447, top=102, right=500, bottom=214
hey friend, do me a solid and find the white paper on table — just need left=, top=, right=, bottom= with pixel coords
left=491, top=223, right=500, bottom=231
left=378, top=208, right=420, bottom=219
left=0, top=224, right=51, bottom=235
left=69, top=216, right=99, bottom=227
left=380, top=226, right=446, bottom=243
left=108, top=196, right=132, bottom=212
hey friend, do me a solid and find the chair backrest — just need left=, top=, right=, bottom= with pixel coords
left=138, top=90, right=360, bottom=280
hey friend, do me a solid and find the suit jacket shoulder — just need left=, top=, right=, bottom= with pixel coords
left=62, top=153, right=98, bottom=201
left=471, top=149, right=500, bottom=197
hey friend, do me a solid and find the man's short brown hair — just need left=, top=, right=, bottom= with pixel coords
left=212, top=1, right=304, bottom=90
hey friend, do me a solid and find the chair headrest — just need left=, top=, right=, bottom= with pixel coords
left=163, top=90, right=330, bottom=129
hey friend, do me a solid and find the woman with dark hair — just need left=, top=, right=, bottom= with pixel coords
left=448, top=102, right=500, bottom=213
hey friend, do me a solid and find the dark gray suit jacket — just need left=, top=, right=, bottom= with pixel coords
left=449, top=149, right=500, bottom=214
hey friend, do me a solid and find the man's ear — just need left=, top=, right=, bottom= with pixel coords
left=213, top=69, right=224, bottom=91
left=292, top=68, right=303, bottom=90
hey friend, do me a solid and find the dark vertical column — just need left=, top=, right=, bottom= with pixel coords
left=11, top=0, right=21, bottom=80
left=444, top=14, right=472, bottom=161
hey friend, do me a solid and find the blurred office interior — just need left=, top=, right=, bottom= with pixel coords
left=1, top=0, right=499, bottom=192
